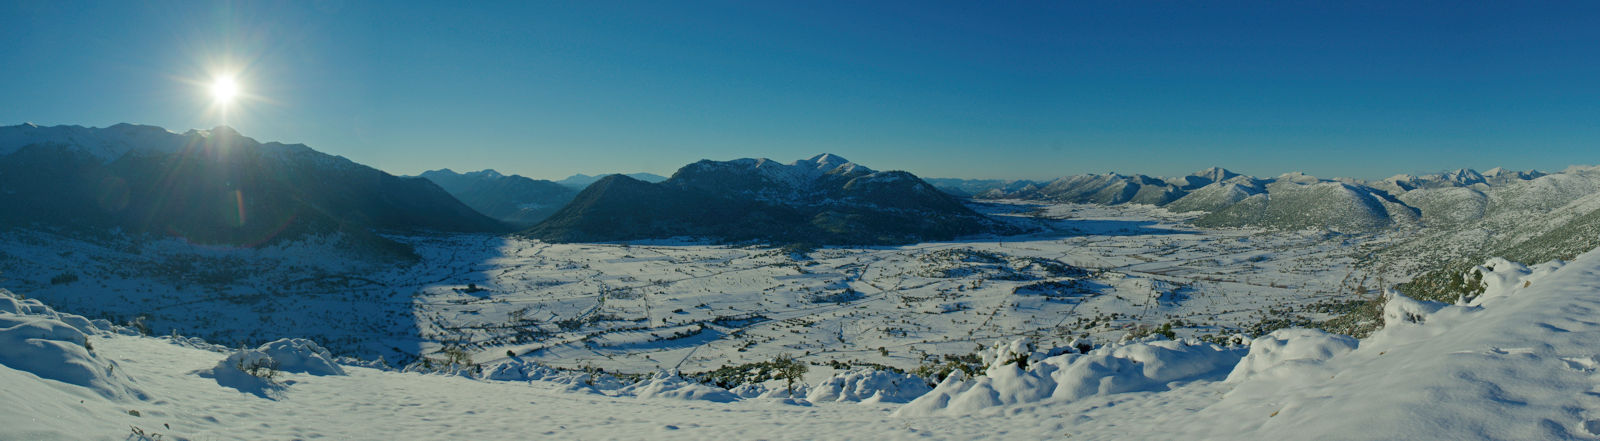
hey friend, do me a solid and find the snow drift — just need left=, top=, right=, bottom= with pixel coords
left=806, top=368, right=932, bottom=404
left=895, top=337, right=1246, bottom=416
left=894, top=247, right=1600, bottom=439
left=193, top=338, right=346, bottom=398
left=0, top=289, right=141, bottom=400
left=621, top=371, right=741, bottom=403
left=1154, top=249, right=1600, bottom=439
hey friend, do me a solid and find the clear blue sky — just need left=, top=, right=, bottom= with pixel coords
left=3, top=1, right=1598, bottom=181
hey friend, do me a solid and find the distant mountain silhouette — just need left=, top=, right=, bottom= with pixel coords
left=419, top=169, right=577, bottom=228
left=525, top=154, right=1000, bottom=245
left=0, top=123, right=507, bottom=260
left=556, top=172, right=667, bottom=190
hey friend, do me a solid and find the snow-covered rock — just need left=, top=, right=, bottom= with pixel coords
left=476, top=358, right=630, bottom=391
left=193, top=338, right=346, bottom=397
left=806, top=368, right=932, bottom=403
left=727, top=381, right=812, bottom=399
left=896, top=337, right=1245, bottom=416
left=620, top=371, right=741, bottom=403
left=1382, top=291, right=1451, bottom=327
left=254, top=339, right=347, bottom=376
left=195, top=348, right=287, bottom=398
left=1225, top=329, right=1358, bottom=382
left=481, top=358, right=564, bottom=382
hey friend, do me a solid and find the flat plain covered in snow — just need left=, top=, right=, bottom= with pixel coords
left=7, top=246, right=1600, bottom=439
left=412, top=202, right=1397, bottom=374
left=0, top=202, right=1401, bottom=373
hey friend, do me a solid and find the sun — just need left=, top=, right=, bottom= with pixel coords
left=210, top=75, right=240, bottom=105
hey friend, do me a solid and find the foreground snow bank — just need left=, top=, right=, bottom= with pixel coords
left=887, top=250, right=1600, bottom=438
left=1193, top=251, right=1600, bottom=439
left=0, top=314, right=142, bottom=399
left=896, top=337, right=1245, bottom=416
left=0, top=289, right=142, bottom=400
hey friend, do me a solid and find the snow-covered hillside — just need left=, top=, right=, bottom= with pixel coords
left=7, top=246, right=1600, bottom=439
left=949, top=165, right=1589, bottom=233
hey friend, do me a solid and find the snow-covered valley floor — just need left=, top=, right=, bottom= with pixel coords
left=0, top=203, right=1402, bottom=374
left=8, top=201, right=1599, bottom=439
left=7, top=244, right=1600, bottom=439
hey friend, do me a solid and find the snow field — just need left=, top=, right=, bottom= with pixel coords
left=7, top=245, right=1600, bottom=438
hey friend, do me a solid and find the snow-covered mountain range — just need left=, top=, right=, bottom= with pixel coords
left=938, top=165, right=1578, bottom=232
left=0, top=123, right=507, bottom=260
left=525, top=154, right=1001, bottom=245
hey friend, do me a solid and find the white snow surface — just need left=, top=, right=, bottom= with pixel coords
left=0, top=312, right=142, bottom=401
left=220, top=338, right=347, bottom=377
left=807, top=368, right=932, bottom=403
left=1224, top=328, right=1357, bottom=383
left=621, top=371, right=742, bottom=403
left=895, top=337, right=1245, bottom=417
left=8, top=246, right=1600, bottom=438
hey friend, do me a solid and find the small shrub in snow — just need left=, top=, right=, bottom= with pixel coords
left=49, top=272, right=79, bottom=285
left=1124, top=322, right=1177, bottom=341
left=896, top=338, right=1246, bottom=416
left=1381, top=291, right=1448, bottom=327
left=913, top=352, right=984, bottom=384
left=195, top=338, right=345, bottom=397
left=234, top=351, right=282, bottom=383
left=807, top=368, right=932, bottom=403
left=439, top=344, right=474, bottom=369
left=774, top=353, right=808, bottom=396
left=1396, top=263, right=1487, bottom=304
left=698, top=358, right=800, bottom=389
left=622, top=371, right=741, bottom=403
left=254, top=339, right=346, bottom=376
left=127, top=315, right=151, bottom=336
left=1309, top=295, right=1387, bottom=338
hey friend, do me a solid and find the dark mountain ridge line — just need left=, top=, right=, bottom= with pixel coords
left=417, top=169, right=577, bottom=229
left=0, top=123, right=510, bottom=262
left=523, top=154, right=1009, bottom=246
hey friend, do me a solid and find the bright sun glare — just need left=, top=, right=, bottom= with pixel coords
left=210, top=76, right=239, bottom=105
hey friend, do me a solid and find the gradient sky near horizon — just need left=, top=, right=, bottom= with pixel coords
left=2, top=1, right=1598, bottom=181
